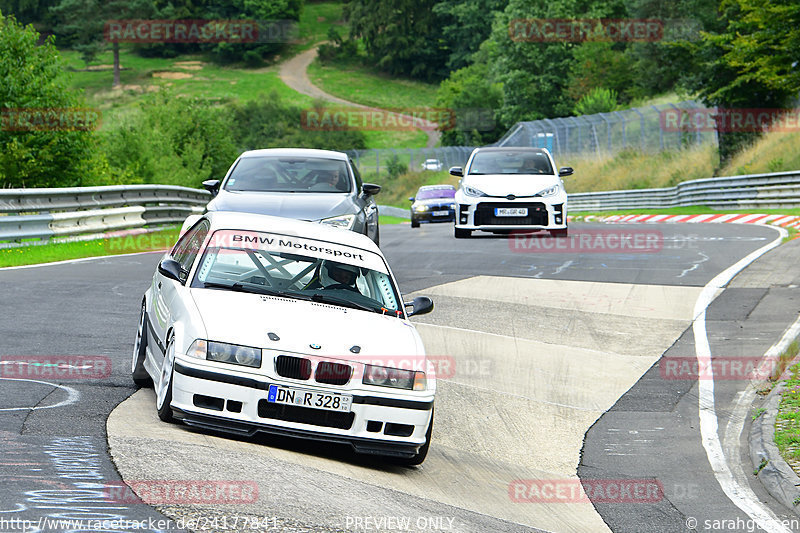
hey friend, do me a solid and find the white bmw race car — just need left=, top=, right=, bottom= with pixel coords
left=451, top=147, right=573, bottom=238
left=132, top=211, right=436, bottom=464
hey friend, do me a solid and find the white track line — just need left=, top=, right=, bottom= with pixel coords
left=723, top=314, right=800, bottom=526
left=0, top=378, right=80, bottom=411
left=693, top=224, right=792, bottom=532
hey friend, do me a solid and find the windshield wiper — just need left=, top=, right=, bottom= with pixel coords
left=202, top=282, right=310, bottom=301
left=310, top=293, right=378, bottom=313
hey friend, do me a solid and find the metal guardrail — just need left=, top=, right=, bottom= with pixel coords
left=4, top=170, right=796, bottom=244
left=0, top=185, right=210, bottom=244
left=568, top=171, right=800, bottom=212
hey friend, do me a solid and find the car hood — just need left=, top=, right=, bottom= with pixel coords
left=207, top=191, right=355, bottom=221
left=190, top=290, right=422, bottom=359
left=414, top=198, right=455, bottom=207
left=462, top=174, right=562, bottom=197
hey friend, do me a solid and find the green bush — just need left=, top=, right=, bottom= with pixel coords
left=436, top=60, right=504, bottom=146
left=0, top=12, right=98, bottom=188
left=386, top=154, right=408, bottom=179
left=318, top=27, right=360, bottom=64
left=574, top=88, right=619, bottom=116
left=229, top=93, right=366, bottom=152
left=101, top=92, right=238, bottom=187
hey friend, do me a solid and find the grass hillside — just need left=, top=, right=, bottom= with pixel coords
left=562, top=144, right=718, bottom=193
left=719, top=132, right=800, bottom=176
left=378, top=127, right=800, bottom=207
left=308, top=60, right=439, bottom=110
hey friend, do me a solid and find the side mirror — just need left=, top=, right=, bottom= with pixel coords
left=449, top=167, right=463, bottom=177
left=158, top=259, right=186, bottom=283
left=202, top=179, right=221, bottom=195
left=404, top=296, right=434, bottom=317
left=558, top=167, right=574, bottom=177
left=408, top=197, right=415, bottom=202
left=362, top=183, right=381, bottom=196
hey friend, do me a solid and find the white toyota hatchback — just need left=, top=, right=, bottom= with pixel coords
left=451, top=147, right=573, bottom=238
left=132, top=211, right=436, bottom=465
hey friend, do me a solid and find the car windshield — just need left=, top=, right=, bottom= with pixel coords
left=191, top=230, right=403, bottom=316
left=224, top=156, right=352, bottom=193
left=468, top=151, right=553, bottom=175
left=417, top=188, right=455, bottom=200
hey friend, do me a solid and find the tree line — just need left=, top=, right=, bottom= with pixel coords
left=0, top=9, right=365, bottom=189
left=334, top=0, right=799, bottom=161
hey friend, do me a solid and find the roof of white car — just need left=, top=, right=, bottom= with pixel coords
left=203, top=211, right=381, bottom=254
left=419, top=184, right=455, bottom=190
left=238, top=148, right=349, bottom=160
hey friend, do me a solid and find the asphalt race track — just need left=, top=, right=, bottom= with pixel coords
left=1, top=221, right=799, bottom=533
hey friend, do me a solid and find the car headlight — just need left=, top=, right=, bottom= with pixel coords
left=413, top=204, right=429, bottom=212
left=319, top=214, right=356, bottom=230
left=539, top=185, right=562, bottom=197
left=363, top=365, right=426, bottom=391
left=463, top=186, right=487, bottom=197
left=188, top=339, right=262, bottom=368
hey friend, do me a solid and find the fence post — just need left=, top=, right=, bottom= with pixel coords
left=632, top=107, right=645, bottom=151
left=651, top=105, right=664, bottom=151
left=598, top=113, right=612, bottom=154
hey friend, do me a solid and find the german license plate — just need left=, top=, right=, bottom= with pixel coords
left=267, top=384, right=351, bottom=412
left=495, top=207, right=528, bottom=217
left=433, top=210, right=449, bottom=216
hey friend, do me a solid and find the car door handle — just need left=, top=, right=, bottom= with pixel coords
left=158, top=282, right=162, bottom=289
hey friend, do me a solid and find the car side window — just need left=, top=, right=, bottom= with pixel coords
left=172, top=220, right=210, bottom=280
left=349, top=159, right=363, bottom=191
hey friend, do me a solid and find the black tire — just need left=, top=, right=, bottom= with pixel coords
left=551, top=228, right=569, bottom=238
left=454, top=227, right=472, bottom=239
left=156, top=335, right=176, bottom=423
left=131, top=303, right=153, bottom=388
left=410, top=219, right=420, bottom=228
left=374, top=225, right=380, bottom=246
left=394, top=409, right=433, bottom=466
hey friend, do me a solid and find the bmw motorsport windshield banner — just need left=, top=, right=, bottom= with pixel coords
left=207, top=230, right=389, bottom=273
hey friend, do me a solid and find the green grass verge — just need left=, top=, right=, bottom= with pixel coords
left=0, top=227, right=180, bottom=268
left=0, top=219, right=412, bottom=268
left=379, top=215, right=408, bottom=225
left=774, top=345, right=800, bottom=466
left=308, top=59, right=439, bottom=110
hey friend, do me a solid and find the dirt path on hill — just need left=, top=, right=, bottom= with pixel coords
left=279, top=46, right=440, bottom=148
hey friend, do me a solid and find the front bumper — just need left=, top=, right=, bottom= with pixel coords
left=411, top=208, right=456, bottom=224
left=454, top=197, right=567, bottom=231
left=170, top=359, right=434, bottom=458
